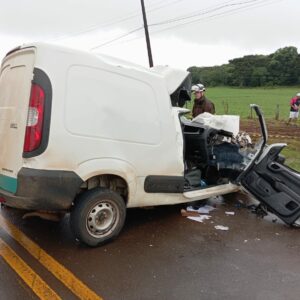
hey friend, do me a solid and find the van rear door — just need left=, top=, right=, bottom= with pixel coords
left=0, top=47, right=35, bottom=193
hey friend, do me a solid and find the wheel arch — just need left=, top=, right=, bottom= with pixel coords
left=75, top=158, right=137, bottom=205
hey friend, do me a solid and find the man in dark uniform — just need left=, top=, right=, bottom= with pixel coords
left=191, top=84, right=215, bottom=118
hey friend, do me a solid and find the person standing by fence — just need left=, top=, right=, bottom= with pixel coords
left=287, top=92, right=300, bottom=125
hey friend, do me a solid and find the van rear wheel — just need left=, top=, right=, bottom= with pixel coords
left=70, top=188, right=126, bottom=247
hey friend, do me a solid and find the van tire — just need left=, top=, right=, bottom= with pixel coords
left=70, top=188, right=126, bottom=247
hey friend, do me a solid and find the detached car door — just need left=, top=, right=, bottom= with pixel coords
left=240, top=105, right=300, bottom=225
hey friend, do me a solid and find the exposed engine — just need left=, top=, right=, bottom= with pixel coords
left=182, top=117, right=256, bottom=188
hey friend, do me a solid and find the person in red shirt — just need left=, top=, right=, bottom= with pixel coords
left=191, top=84, right=215, bottom=118
left=287, top=92, right=300, bottom=125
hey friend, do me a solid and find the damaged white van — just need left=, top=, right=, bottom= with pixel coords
left=0, top=43, right=299, bottom=246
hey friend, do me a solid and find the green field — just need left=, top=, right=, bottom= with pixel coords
left=187, top=86, right=300, bottom=120
left=276, top=139, right=300, bottom=171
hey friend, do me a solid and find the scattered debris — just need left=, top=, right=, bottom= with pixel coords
left=207, top=195, right=225, bottom=207
left=293, top=217, right=300, bottom=227
left=187, top=205, right=216, bottom=214
left=248, top=203, right=268, bottom=218
left=187, top=215, right=212, bottom=223
left=225, top=211, right=235, bottom=216
left=214, top=225, right=229, bottom=231
left=183, top=204, right=215, bottom=224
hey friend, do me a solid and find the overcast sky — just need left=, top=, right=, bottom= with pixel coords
left=0, top=0, right=299, bottom=69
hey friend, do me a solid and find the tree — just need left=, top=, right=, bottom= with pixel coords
left=267, top=46, right=299, bottom=85
left=187, top=46, right=300, bottom=87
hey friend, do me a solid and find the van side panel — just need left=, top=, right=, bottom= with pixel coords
left=63, top=65, right=183, bottom=177
left=0, top=49, right=35, bottom=192
left=65, top=66, right=161, bottom=145
left=62, top=65, right=186, bottom=207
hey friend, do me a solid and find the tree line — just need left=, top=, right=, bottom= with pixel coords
left=187, top=46, right=300, bottom=87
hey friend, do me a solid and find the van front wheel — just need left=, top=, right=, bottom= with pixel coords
left=70, top=188, right=126, bottom=247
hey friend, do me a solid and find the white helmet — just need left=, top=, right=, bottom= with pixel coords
left=191, top=83, right=206, bottom=92
left=296, top=92, right=300, bottom=97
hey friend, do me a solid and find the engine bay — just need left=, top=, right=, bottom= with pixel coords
left=181, top=115, right=257, bottom=190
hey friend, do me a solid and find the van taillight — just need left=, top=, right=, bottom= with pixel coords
left=23, top=83, right=45, bottom=152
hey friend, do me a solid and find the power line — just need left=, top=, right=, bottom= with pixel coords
left=149, top=0, right=262, bottom=27
left=147, top=0, right=185, bottom=14
left=49, top=0, right=186, bottom=42
left=102, top=0, right=279, bottom=47
left=89, top=0, right=186, bottom=51
left=90, top=0, right=281, bottom=50
left=90, top=0, right=254, bottom=49
left=90, top=27, right=143, bottom=50
left=152, top=0, right=237, bottom=20
left=147, top=0, right=280, bottom=36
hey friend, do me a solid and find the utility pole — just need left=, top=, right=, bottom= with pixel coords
left=140, top=0, right=154, bottom=67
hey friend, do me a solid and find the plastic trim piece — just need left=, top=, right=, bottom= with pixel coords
left=144, top=175, right=185, bottom=193
left=0, top=168, right=83, bottom=211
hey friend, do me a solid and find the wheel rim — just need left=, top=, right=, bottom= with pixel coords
left=86, top=200, right=119, bottom=238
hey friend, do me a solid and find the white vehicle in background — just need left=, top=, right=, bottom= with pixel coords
left=0, top=43, right=299, bottom=247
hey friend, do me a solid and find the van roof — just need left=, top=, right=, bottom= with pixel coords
left=17, top=42, right=190, bottom=95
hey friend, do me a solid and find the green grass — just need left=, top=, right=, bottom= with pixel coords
left=270, top=138, right=300, bottom=172
left=187, top=86, right=300, bottom=120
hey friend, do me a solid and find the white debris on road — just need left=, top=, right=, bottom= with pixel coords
left=214, top=225, right=229, bottom=231
left=187, top=215, right=212, bottom=223
left=225, top=211, right=235, bottom=216
left=187, top=205, right=216, bottom=214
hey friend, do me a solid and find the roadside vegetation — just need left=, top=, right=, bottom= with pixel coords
left=188, top=46, right=300, bottom=88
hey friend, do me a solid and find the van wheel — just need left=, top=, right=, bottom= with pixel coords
left=70, top=188, right=126, bottom=247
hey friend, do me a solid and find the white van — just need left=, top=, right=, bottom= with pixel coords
left=1, top=43, right=300, bottom=246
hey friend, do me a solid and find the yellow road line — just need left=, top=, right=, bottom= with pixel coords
left=0, top=237, right=61, bottom=300
left=0, top=214, right=103, bottom=300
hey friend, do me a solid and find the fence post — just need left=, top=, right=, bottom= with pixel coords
left=223, top=101, right=228, bottom=114
left=249, top=106, right=253, bottom=119
left=275, top=104, right=279, bottom=120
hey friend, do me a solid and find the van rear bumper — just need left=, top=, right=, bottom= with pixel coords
left=0, top=168, right=83, bottom=211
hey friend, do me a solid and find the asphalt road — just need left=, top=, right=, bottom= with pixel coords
left=1, top=193, right=300, bottom=300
